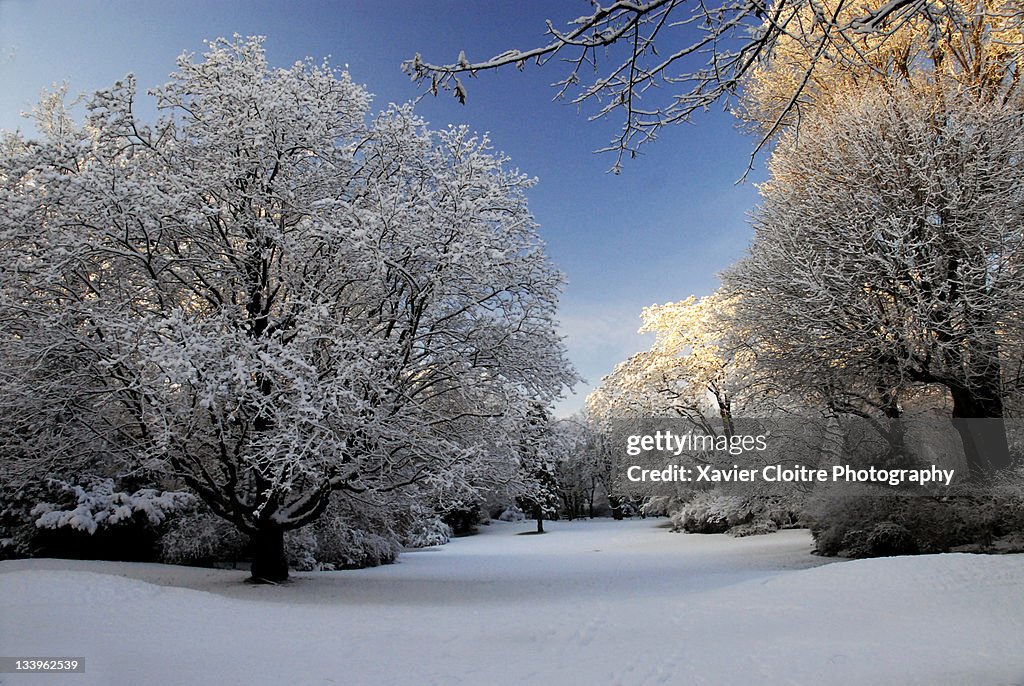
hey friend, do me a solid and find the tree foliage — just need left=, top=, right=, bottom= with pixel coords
left=737, top=0, right=1024, bottom=137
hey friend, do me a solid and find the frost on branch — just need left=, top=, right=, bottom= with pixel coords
left=402, top=0, right=1022, bottom=169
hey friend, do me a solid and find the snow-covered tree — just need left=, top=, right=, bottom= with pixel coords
left=550, top=418, right=604, bottom=519
left=586, top=291, right=761, bottom=434
left=737, top=0, right=1024, bottom=139
left=514, top=406, right=561, bottom=533
left=0, top=37, right=575, bottom=581
left=724, top=82, right=1024, bottom=473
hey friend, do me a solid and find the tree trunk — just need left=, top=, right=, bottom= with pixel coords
left=561, top=494, right=574, bottom=521
left=718, top=395, right=735, bottom=440
left=883, top=418, right=910, bottom=467
left=940, top=302, right=1011, bottom=474
left=609, top=495, right=624, bottom=521
left=534, top=505, right=545, bottom=533
left=249, top=525, right=288, bottom=583
left=949, top=382, right=1010, bottom=474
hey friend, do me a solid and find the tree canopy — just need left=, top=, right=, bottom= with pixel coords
left=0, top=36, right=576, bottom=581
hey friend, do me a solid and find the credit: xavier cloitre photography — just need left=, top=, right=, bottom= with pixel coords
left=1, top=2, right=1023, bottom=685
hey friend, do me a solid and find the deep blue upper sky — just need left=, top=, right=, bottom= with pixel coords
left=0, top=0, right=765, bottom=415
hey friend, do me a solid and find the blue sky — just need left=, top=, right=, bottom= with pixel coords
left=0, top=0, right=765, bottom=415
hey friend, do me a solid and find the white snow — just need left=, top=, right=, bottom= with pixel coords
left=1, top=519, right=1022, bottom=685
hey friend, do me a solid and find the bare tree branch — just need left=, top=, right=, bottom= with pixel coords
left=403, top=0, right=991, bottom=171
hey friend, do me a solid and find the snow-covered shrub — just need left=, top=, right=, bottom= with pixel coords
left=20, top=477, right=196, bottom=561
left=641, top=496, right=678, bottom=518
left=313, top=517, right=400, bottom=569
left=867, top=522, right=919, bottom=556
left=671, top=492, right=751, bottom=533
left=336, top=526, right=400, bottom=568
left=728, top=519, right=779, bottom=537
left=757, top=495, right=804, bottom=529
left=160, top=500, right=402, bottom=571
left=834, top=521, right=919, bottom=558
left=401, top=514, right=453, bottom=549
left=158, top=508, right=248, bottom=566
left=0, top=512, right=30, bottom=560
left=670, top=489, right=801, bottom=535
left=303, top=500, right=402, bottom=570
left=806, top=489, right=902, bottom=556
left=285, top=526, right=321, bottom=572
left=835, top=528, right=869, bottom=558
left=442, top=503, right=483, bottom=536
left=619, top=500, right=640, bottom=518
left=808, top=469, right=1024, bottom=557
left=498, top=506, right=525, bottom=522
left=32, top=478, right=195, bottom=534
left=989, top=466, right=1024, bottom=535
left=0, top=480, right=53, bottom=559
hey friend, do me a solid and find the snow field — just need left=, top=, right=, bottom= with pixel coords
left=1, top=519, right=1022, bottom=685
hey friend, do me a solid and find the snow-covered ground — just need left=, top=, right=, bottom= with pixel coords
left=1, top=519, right=1022, bottom=685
